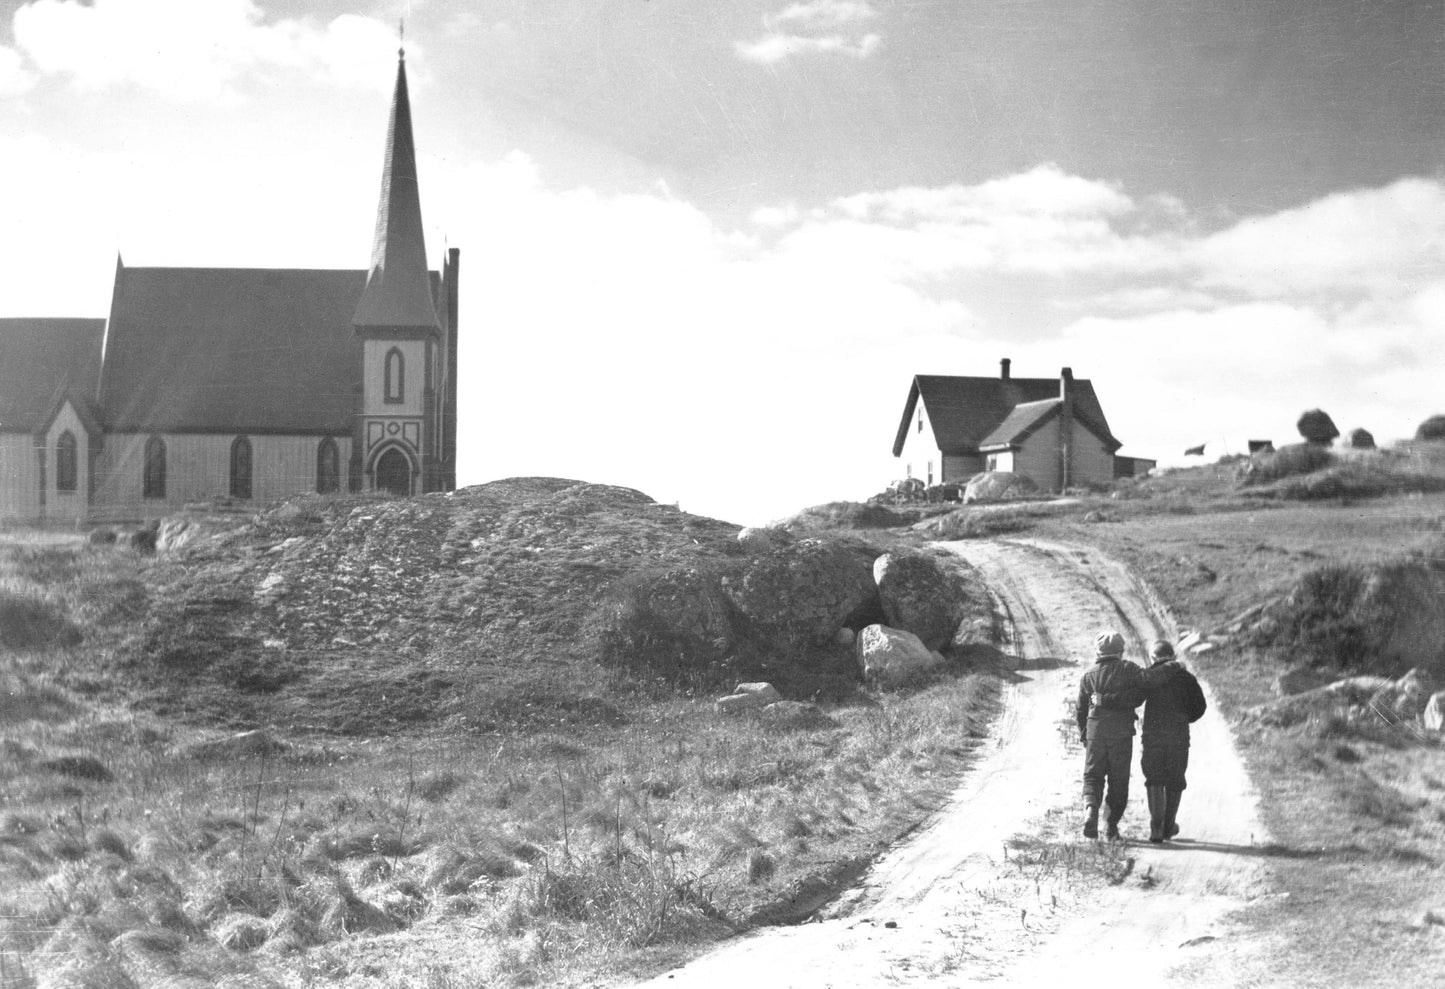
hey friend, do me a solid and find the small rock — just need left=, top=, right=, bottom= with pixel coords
left=834, top=626, right=856, bottom=647
left=733, top=682, right=782, bottom=704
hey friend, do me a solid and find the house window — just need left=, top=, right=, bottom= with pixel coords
left=56, top=431, right=78, bottom=493
left=927, top=460, right=934, bottom=486
left=143, top=436, right=166, bottom=499
left=384, top=347, right=404, bottom=403
left=917, top=412, right=923, bottom=434
left=986, top=454, right=999, bottom=472
left=316, top=437, right=340, bottom=494
left=230, top=436, right=253, bottom=499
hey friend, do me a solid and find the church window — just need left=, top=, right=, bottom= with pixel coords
left=316, top=438, right=340, bottom=494
left=230, top=436, right=253, bottom=500
left=384, top=347, right=404, bottom=403
left=143, top=436, right=166, bottom=499
left=56, top=431, right=78, bottom=493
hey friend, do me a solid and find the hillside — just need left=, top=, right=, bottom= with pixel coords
left=113, top=478, right=770, bottom=732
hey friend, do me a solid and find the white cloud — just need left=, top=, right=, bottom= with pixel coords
left=736, top=0, right=880, bottom=64
left=769, top=0, right=878, bottom=31
left=1192, top=177, right=1445, bottom=298
left=0, top=45, right=38, bottom=96
left=11, top=0, right=400, bottom=102
left=736, top=31, right=879, bottom=64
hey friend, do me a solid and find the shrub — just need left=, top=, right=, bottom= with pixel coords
left=1237, top=443, right=1334, bottom=486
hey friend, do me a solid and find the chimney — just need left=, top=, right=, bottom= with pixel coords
left=1000, top=357, right=1011, bottom=380
left=1059, top=367, right=1075, bottom=492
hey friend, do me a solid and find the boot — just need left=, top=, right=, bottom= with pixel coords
left=1082, top=804, right=1099, bottom=839
left=1146, top=786, right=1167, bottom=843
left=1164, top=790, right=1182, bottom=839
left=1105, top=820, right=1121, bottom=841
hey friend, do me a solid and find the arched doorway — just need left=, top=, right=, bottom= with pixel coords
left=375, top=448, right=412, bottom=496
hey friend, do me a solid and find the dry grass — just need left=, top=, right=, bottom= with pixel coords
left=0, top=530, right=1003, bottom=989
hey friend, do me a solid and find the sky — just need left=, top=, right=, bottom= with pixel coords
left=1, top=0, right=1442, bottom=525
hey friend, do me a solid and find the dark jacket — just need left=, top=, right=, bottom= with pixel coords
left=1076, top=657, right=1145, bottom=741
left=1141, top=660, right=1207, bottom=740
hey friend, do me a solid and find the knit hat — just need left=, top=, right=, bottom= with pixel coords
left=1150, top=639, right=1175, bottom=660
left=1094, top=631, right=1125, bottom=658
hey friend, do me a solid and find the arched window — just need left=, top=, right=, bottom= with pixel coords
left=384, top=347, right=404, bottom=403
left=229, top=436, right=253, bottom=499
left=316, top=437, right=340, bottom=494
left=55, top=431, right=78, bottom=493
left=143, top=436, right=166, bottom=499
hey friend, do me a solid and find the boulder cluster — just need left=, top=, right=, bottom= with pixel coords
left=1255, top=666, right=1445, bottom=735
left=712, top=538, right=977, bottom=715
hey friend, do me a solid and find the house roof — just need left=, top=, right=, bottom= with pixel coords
left=892, top=372, right=1121, bottom=456
left=96, top=266, right=380, bottom=434
left=0, top=318, right=105, bottom=433
left=978, top=398, right=1061, bottom=450
left=353, top=52, right=440, bottom=332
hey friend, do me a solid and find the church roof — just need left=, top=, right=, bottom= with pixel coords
left=352, top=52, right=440, bottom=331
left=0, top=318, right=105, bottom=433
left=96, top=266, right=375, bottom=434
left=892, top=373, right=1120, bottom=456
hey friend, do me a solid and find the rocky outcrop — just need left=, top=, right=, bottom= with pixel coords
left=872, top=551, right=966, bottom=651
left=855, top=624, right=943, bottom=683
left=1416, top=415, right=1445, bottom=442
left=1296, top=408, right=1339, bottom=445
left=1347, top=427, right=1375, bottom=450
left=724, top=539, right=878, bottom=646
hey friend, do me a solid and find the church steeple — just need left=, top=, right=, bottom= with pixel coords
left=353, top=48, right=439, bottom=331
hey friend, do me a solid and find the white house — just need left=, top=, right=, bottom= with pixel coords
left=892, top=359, right=1136, bottom=493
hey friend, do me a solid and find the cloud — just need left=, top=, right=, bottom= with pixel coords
left=736, top=0, right=880, bottom=64
left=1191, top=177, right=1445, bottom=299
left=0, top=45, right=37, bottom=96
left=11, top=0, right=400, bottom=102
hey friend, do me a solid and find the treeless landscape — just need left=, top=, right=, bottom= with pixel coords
left=2, top=441, right=1445, bottom=988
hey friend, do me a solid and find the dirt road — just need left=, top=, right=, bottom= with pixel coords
left=628, top=537, right=1277, bottom=988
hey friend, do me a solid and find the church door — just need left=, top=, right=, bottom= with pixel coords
left=375, top=449, right=412, bottom=496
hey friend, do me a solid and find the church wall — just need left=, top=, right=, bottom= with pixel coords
left=0, top=434, right=41, bottom=523
left=41, top=402, right=90, bottom=525
left=92, top=433, right=353, bottom=521
left=362, top=339, right=426, bottom=418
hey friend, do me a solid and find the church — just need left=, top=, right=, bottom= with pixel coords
left=0, top=51, right=459, bottom=525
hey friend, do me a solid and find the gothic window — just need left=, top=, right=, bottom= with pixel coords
left=56, top=431, right=78, bottom=493
left=143, top=436, right=166, bottom=499
left=316, top=437, right=340, bottom=494
left=230, top=436, right=253, bottom=500
left=384, top=347, right=404, bottom=403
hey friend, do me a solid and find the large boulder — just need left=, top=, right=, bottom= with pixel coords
left=725, top=539, right=879, bottom=646
left=872, top=551, right=966, bottom=651
left=736, top=527, right=777, bottom=554
left=855, top=624, right=942, bottom=684
left=1296, top=409, right=1340, bottom=446
left=963, top=471, right=1036, bottom=504
left=1347, top=427, right=1375, bottom=450
left=1416, top=415, right=1445, bottom=442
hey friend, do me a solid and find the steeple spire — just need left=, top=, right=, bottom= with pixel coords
left=353, top=49, right=439, bottom=330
